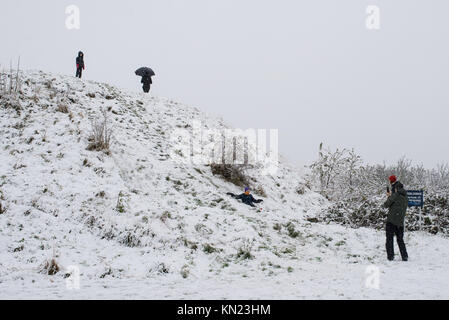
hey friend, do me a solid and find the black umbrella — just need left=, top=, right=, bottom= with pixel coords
left=135, top=67, right=155, bottom=77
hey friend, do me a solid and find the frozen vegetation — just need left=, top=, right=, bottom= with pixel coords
left=1, top=70, right=448, bottom=299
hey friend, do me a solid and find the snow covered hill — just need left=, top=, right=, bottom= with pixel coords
left=1, top=70, right=449, bottom=299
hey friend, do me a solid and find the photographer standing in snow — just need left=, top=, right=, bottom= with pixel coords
left=383, top=175, right=409, bottom=262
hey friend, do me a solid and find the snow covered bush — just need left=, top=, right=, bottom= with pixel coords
left=309, top=144, right=449, bottom=235
left=87, top=109, right=113, bottom=153
left=207, top=127, right=261, bottom=188
left=309, top=143, right=361, bottom=200
left=210, top=164, right=251, bottom=187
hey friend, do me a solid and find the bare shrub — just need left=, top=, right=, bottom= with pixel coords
left=57, top=104, right=69, bottom=113
left=203, top=125, right=258, bottom=187
left=41, top=259, right=60, bottom=276
left=56, top=85, right=71, bottom=114
left=32, top=85, right=41, bottom=102
left=0, top=69, right=6, bottom=94
left=87, top=109, right=113, bottom=153
left=211, top=164, right=250, bottom=187
left=0, top=59, right=21, bottom=95
left=0, top=202, right=6, bottom=214
left=1, top=58, right=22, bottom=112
left=121, top=233, right=141, bottom=248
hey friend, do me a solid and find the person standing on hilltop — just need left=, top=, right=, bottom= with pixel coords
left=383, top=175, right=409, bottom=262
left=135, top=67, right=155, bottom=93
left=141, top=74, right=152, bottom=93
left=76, top=51, right=85, bottom=79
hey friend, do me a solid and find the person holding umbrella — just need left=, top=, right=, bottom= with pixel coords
left=135, top=67, right=155, bottom=93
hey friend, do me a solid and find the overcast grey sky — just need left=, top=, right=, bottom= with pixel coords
left=1, top=0, right=448, bottom=168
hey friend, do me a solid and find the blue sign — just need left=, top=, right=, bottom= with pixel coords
left=407, top=190, right=424, bottom=208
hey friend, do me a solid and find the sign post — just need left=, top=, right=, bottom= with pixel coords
left=407, top=190, right=424, bottom=231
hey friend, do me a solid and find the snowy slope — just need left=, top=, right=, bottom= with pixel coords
left=1, top=70, right=449, bottom=300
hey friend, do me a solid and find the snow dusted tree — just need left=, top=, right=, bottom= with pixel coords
left=309, top=143, right=449, bottom=235
left=310, top=143, right=361, bottom=200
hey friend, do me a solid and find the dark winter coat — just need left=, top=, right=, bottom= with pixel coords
left=141, top=75, right=152, bottom=85
left=76, top=52, right=85, bottom=69
left=229, top=193, right=263, bottom=207
left=383, top=182, right=408, bottom=227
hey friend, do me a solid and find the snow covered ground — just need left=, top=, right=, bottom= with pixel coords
left=1, top=70, right=449, bottom=300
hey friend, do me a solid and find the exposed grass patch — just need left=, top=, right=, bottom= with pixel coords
left=13, top=245, right=24, bottom=252
left=160, top=211, right=172, bottom=222
left=96, top=191, right=106, bottom=198
left=203, top=243, right=218, bottom=254
left=282, top=247, right=295, bottom=254
left=121, top=233, right=141, bottom=248
left=236, top=244, right=253, bottom=260
left=335, top=240, right=346, bottom=247
left=285, top=222, right=300, bottom=238
left=82, top=158, right=91, bottom=167
left=183, top=238, right=198, bottom=251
